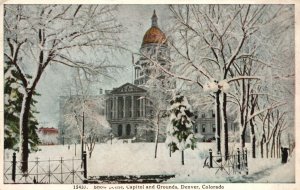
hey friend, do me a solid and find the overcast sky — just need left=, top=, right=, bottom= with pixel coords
left=35, top=5, right=171, bottom=127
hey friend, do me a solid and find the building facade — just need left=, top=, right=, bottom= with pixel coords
left=106, top=83, right=156, bottom=142
left=193, top=110, right=250, bottom=142
left=106, top=10, right=169, bottom=142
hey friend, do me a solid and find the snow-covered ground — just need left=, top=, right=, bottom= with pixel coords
left=4, top=142, right=295, bottom=183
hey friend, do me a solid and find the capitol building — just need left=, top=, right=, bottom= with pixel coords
left=58, top=10, right=234, bottom=144
left=106, top=10, right=170, bottom=142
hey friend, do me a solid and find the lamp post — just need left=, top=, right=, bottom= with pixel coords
left=110, top=131, right=114, bottom=145
left=62, top=130, right=65, bottom=146
left=81, top=111, right=85, bottom=160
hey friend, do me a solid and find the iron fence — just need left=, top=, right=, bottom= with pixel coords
left=4, top=151, right=87, bottom=184
left=203, top=148, right=248, bottom=175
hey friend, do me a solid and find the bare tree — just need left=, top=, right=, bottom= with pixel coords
left=63, top=70, right=111, bottom=158
left=4, top=5, right=123, bottom=173
left=145, top=5, right=294, bottom=160
left=143, top=78, right=174, bottom=158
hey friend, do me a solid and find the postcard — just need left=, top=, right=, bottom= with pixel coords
left=1, top=1, right=299, bottom=190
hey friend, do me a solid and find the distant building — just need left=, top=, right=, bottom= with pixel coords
left=194, top=110, right=250, bottom=142
left=38, top=127, right=59, bottom=145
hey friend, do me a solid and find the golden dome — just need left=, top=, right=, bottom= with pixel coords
left=142, top=10, right=167, bottom=46
left=142, top=26, right=167, bottom=45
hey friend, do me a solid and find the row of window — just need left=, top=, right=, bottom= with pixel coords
left=194, top=123, right=236, bottom=133
left=200, top=111, right=215, bottom=118
left=194, top=124, right=216, bottom=134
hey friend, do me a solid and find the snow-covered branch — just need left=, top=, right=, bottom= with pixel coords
left=227, top=76, right=261, bottom=83
left=247, top=102, right=287, bottom=122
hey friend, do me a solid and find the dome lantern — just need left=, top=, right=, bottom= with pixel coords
left=151, top=10, right=158, bottom=27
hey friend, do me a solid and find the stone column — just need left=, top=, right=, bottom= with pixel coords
left=139, top=98, right=142, bottom=117
left=123, top=96, right=126, bottom=118
left=143, top=98, right=146, bottom=117
left=116, top=96, right=118, bottom=119
left=131, top=96, right=134, bottom=118
left=112, top=96, right=115, bottom=119
left=105, top=98, right=111, bottom=119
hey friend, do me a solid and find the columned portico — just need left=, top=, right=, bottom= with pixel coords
left=106, top=83, right=150, bottom=140
left=109, top=95, right=149, bottom=119
left=131, top=96, right=134, bottom=118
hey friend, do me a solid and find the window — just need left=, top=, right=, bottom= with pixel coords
left=202, top=124, right=206, bottom=133
left=202, top=113, right=206, bottom=118
left=194, top=126, right=198, bottom=133
left=212, top=124, right=216, bottom=132
left=118, top=125, right=122, bottom=136
left=126, top=124, right=131, bottom=136
left=150, top=110, right=154, bottom=117
left=212, top=110, right=215, bottom=118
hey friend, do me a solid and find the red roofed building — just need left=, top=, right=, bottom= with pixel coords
left=38, top=127, right=59, bottom=145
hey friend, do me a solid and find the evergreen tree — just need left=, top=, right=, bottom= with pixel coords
left=4, top=63, right=40, bottom=152
left=166, top=93, right=197, bottom=165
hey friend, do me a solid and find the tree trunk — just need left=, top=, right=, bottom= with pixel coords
left=250, top=119, right=256, bottom=158
left=271, top=138, right=275, bottom=158
left=278, top=132, right=281, bottom=158
left=266, top=142, right=269, bottom=158
left=260, top=134, right=265, bottom=158
left=276, top=133, right=279, bottom=158
left=20, top=91, right=33, bottom=173
left=181, top=150, right=184, bottom=165
left=249, top=94, right=257, bottom=158
left=154, top=115, right=160, bottom=159
left=241, top=127, right=246, bottom=149
left=222, top=93, right=229, bottom=160
left=266, top=114, right=270, bottom=158
left=271, top=131, right=276, bottom=158
left=260, top=139, right=264, bottom=158
left=215, top=90, right=221, bottom=154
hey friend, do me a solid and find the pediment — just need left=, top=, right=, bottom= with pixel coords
left=110, top=83, right=147, bottom=94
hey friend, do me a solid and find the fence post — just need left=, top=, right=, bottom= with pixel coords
left=237, top=148, right=241, bottom=170
left=36, top=157, right=39, bottom=183
left=48, top=158, right=51, bottom=184
left=72, top=158, right=75, bottom=183
left=12, top=152, right=16, bottom=183
left=209, top=149, right=213, bottom=168
left=245, top=148, right=248, bottom=175
left=83, top=151, right=87, bottom=179
left=60, top=157, right=63, bottom=183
